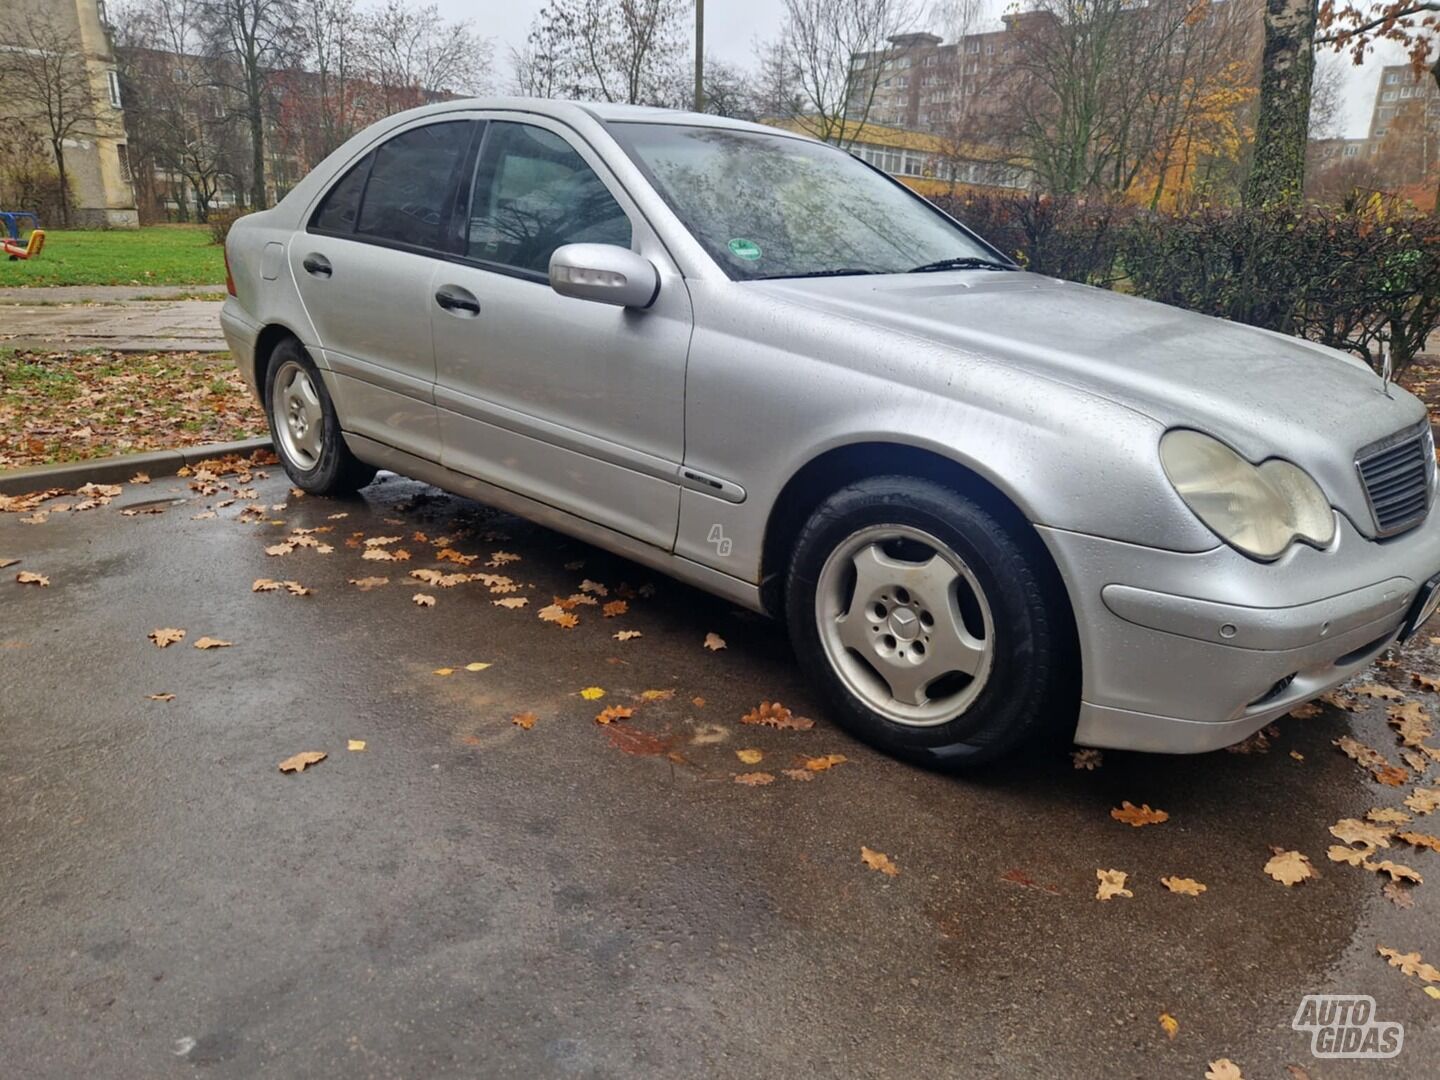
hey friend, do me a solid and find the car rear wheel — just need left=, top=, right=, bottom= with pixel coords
left=786, top=475, right=1075, bottom=767
left=265, top=339, right=376, bottom=495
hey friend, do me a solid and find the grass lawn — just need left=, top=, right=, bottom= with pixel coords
left=0, top=348, right=264, bottom=469
left=0, top=226, right=225, bottom=288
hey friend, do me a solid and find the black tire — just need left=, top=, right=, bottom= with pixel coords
left=264, top=338, right=376, bottom=495
left=785, top=475, right=1076, bottom=767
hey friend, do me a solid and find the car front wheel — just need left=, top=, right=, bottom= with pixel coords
left=265, top=339, right=376, bottom=495
left=785, top=475, right=1075, bottom=767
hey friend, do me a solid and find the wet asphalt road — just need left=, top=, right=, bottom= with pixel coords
left=3, top=467, right=1439, bottom=1079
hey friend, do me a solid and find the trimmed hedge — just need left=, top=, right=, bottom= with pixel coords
left=937, top=192, right=1440, bottom=376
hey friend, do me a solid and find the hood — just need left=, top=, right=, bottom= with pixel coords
left=752, top=271, right=1426, bottom=538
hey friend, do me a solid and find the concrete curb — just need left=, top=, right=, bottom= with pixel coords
left=0, top=437, right=273, bottom=495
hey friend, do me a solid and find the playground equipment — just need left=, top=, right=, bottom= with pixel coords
left=1, top=211, right=45, bottom=260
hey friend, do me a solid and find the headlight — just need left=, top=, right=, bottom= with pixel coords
left=1160, top=430, right=1336, bottom=560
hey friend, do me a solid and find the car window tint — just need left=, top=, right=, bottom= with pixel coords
left=466, top=122, right=631, bottom=275
left=312, top=152, right=372, bottom=233
left=355, top=121, right=469, bottom=250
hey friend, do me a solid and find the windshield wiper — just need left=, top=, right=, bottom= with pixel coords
left=907, top=256, right=1015, bottom=274
left=756, top=268, right=878, bottom=280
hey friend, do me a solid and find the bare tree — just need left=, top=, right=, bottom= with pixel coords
left=777, top=0, right=915, bottom=147
left=358, top=0, right=491, bottom=115
left=751, top=37, right=803, bottom=119
left=202, top=0, right=300, bottom=209
left=299, top=0, right=362, bottom=159
left=0, top=8, right=100, bottom=225
left=523, top=0, right=686, bottom=105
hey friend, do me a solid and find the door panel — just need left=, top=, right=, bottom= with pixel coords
left=430, top=118, right=690, bottom=549
left=292, top=119, right=475, bottom=462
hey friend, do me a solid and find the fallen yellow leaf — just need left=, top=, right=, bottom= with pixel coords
left=595, top=705, right=634, bottom=725
left=149, top=627, right=185, bottom=648
left=347, top=740, right=366, bottom=751
left=1264, top=848, right=1315, bottom=886
left=735, top=771, right=775, bottom=786
left=1160, top=876, right=1206, bottom=896
left=1205, top=1060, right=1243, bottom=1080
left=349, top=577, right=389, bottom=589
left=193, top=636, right=232, bottom=650
left=1159, top=1012, right=1178, bottom=1040
left=804, top=754, right=847, bottom=772
left=704, top=631, right=727, bottom=651
left=613, top=630, right=643, bottom=641
left=1095, top=868, right=1132, bottom=900
left=736, top=748, right=764, bottom=765
left=252, top=578, right=282, bottom=592
left=433, top=667, right=455, bottom=676
left=464, top=662, right=491, bottom=672
left=580, top=687, right=606, bottom=701
left=278, top=750, right=326, bottom=773
left=412, top=593, right=436, bottom=607
left=148, top=692, right=175, bottom=702
left=1330, top=818, right=1393, bottom=848
left=602, top=600, right=628, bottom=618
left=512, top=712, right=537, bottom=730
left=1405, top=788, right=1440, bottom=814
left=1111, top=801, right=1169, bottom=827
left=861, top=846, right=899, bottom=876
left=1378, top=945, right=1440, bottom=983
left=15, top=571, right=49, bottom=586
left=493, top=596, right=528, bottom=609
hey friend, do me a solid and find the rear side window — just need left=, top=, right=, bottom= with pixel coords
left=312, top=152, right=372, bottom=234
left=465, top=122, right=631, bottom=275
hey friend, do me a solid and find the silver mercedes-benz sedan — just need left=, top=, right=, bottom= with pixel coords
left=221, top=98, right=1440, bottom=766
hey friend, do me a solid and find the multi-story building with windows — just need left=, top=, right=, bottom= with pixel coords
left=1365, top=63, right=1439, bottom=191
left=0, top=0, right=138, bottom=226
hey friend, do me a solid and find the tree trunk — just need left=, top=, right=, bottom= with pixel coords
left=1246, top=0, right=1316, bottom=207
left=248, top=72, right=266, bottom=210
left=53, top=142, right=71, bottom=227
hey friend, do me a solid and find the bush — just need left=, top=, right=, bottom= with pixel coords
left=936, top=191, right=1131, bottom=287
left=0, top=129, right=70, bottom=227
left=936, top=189, right=1440, bottom=377
left=208, top=207, right=247, bottom=245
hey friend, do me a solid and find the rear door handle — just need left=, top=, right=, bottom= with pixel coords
left=302, top=253, right=332, bottom=278
left=434, top=284, right=480, bottom=317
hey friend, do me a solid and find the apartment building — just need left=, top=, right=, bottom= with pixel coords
left=1366, top=64, right=1439, bottom=188
left=0, top=0, right=138, bottom=227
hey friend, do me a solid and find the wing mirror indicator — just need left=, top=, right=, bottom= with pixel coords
left=548, top=243, right=659, bottom=309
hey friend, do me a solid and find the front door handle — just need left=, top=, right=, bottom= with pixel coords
left=434, top=284, right=480, bottom=317
left=302, top=253, right=332, bottom=278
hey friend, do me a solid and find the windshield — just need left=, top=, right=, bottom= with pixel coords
left=609, top=122, right=1004, bottom=281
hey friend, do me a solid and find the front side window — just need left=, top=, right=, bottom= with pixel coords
left=355, top=121, right=470, bottom=249
left=612, top=123, right=998, bottom=281
left=464, top=122, right=631, bottom=276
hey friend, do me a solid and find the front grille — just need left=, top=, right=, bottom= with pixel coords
left=1357, top=425, right=1433, bottom=537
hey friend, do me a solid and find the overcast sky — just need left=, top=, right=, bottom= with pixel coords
left=433, top=0, right=1404, bottom=139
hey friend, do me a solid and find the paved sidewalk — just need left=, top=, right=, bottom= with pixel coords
left=0, top=284, right=225, bottom=352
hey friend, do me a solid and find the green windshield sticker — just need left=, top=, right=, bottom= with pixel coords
left=727, top=238, right=762, bottom=261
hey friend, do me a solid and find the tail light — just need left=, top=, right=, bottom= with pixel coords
left=224, top=246, right=237, bottom=297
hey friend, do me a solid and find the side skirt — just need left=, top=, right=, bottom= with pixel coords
left=344, top=432, right=766, bottom=614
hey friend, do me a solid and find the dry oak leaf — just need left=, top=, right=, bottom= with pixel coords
left=1367, top=807, right=1413, bottom=824
left=639, top=689, right=675, bottom=702
left=1265, top=848, right=1316, bottom=886
left=464, top=662, right=490, bottom=672
left=1160, top=876, right=1207, bottom=896
left=148, top=693, right=176, bottom=702
left=692, top=696, right=706, bottom=708
left=741, top=701, right=815, bottom=731
left=1405, top=788, right=1440, bottom=814
left=1159, top=1013, right=1179, bottom=1040
left=265, top=542, right=295, bottom=557
left=433, top=667, right=456, bottom=676
left=1363, top=859, right=1423, bottom=884
left=1072, top=749, right=1103, bottom=770
left=1355, top=683, right=1405, bottom=701
left=15, top=571, right=49, bottom=586
left=284, top=581, right=312, bottom=596
left=736, top=748, right=764, bottom=765
left=735, top=771, right=775, bottom=787
left=347, top=739, right=366, bottom=751
left=1327, top=844, right=1375, bottom=867
left=1330, top=818, right=1393, bottom=848
left=804, top=754, right=848, bottom=772
left=486, top=551, right=520, bottom=567
left=0, top=558, right=18, bottom=568
left=861, top=846, right=900, bottom=876
left=1095, top=868, right=1132, bottom=900
left=782, top=768, right=815, bottom=781
left=1397, top=831, right=1440, bottom=852
left=149, top=627, right=185, bottom=648
left=278, top=750, right=326, bottom=773
left=364, top=535, right=402, bottom=547
left=512, top=712, right=537, bottom=730
left=193, top=637, right=232, bottom=650
left=1413, top=673, right=1440, bottom=693
left=578, top=578, right=608, bottom=596
left=595, top=705, right=634, bottom=725
left=1378, top=946, right=1440, bottom=983
left=704, top=632, right=727, bottom=651
left=579, top=687, right=606, bottom=701
left=493, top=597, right=529, bottom=610
left=252, top=578, right=282, bottom=592
left=1111, top=801, right=1169, bottom=827
left=1384, top=880, right=1416, bottom=909
left=538, top=604, right=579, bottom=628
left=1205, top=1061, right=1243, bottom=1080
left=1289, top=701, right=1324, bottom=720
left=129, top=472, right=150, bottom=484
left=613, top=630, right=643, bottom=641
left=349, top=576, right=389, bottom=590
left=602, top=600, right=628, bottom=618
left=412, top=593, right=436, bottom=607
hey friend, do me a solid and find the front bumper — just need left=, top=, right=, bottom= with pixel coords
left=1039, top=512, right=1440, bottom=753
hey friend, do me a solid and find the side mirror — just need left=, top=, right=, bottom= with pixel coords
left=548, top=243, right=659, bottom=309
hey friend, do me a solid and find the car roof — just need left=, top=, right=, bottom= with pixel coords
left=387, top=96, right=815, bottom=141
